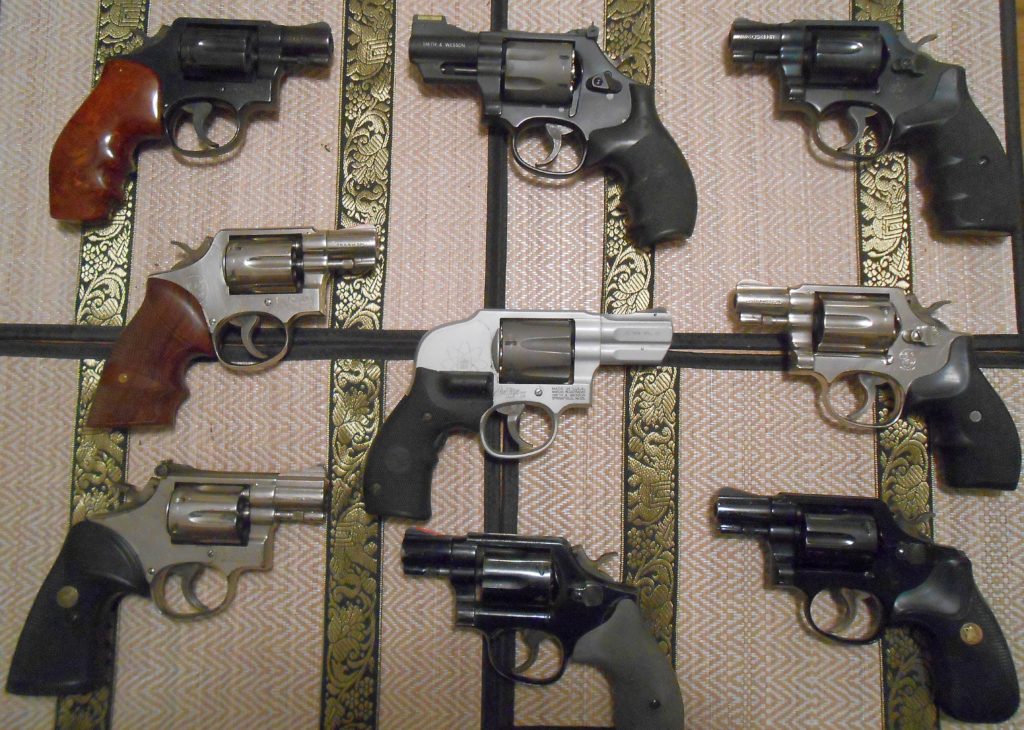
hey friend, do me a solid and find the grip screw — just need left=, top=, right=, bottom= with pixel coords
left=960, top=622, right=983, bottom=645
left=56, top=585, right=79, bottom=609
left=118, top=373, right=129, bottom=384
left=648, top=698, right=661, bottom=710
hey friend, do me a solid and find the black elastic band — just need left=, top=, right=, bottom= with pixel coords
left=999, top=0, right=1024, bottom=331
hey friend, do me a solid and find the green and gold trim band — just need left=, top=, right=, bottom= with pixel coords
left=56, top=3, right=149, bottom=729
left=851, top=2, right=937, bottom=727
left=320, top=1, right=395, bottom=727
left=602, top=0, right=679, bottom=659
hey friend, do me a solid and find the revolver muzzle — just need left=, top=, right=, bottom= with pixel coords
left=714, top=488, right=773, bottom=536
left=732, top=281, right=793, bottom=327
left=728, top=19, right=787, bottom=64
left=301, top=227, right=378, bottom=277
left=279, top=22, right=333, bottom=67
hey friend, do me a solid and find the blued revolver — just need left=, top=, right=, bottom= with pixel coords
left=87, top=226, right=376, bottom=428
left=715, top=488, right=1019, bottom=723
left=733, top=281, right=1021, bottom=490
left=50, top=18, right=333, bottom=223
left=409, top=15, right=697, bottom=248
left=403, top=529, right=684, bottom=730
left=729, top=19, right=1019, bottom=234
left=7, top=461, right=326, bottom=696
left=364, top=309, right=673, bottom=520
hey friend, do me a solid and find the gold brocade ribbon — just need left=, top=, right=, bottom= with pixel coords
left=851, top=2, right=938, bottom=728
left=602, top=0, right=680, bottom=660
left=320, top=1, right=395, bottom=727
left=56, top=2, right=149, bottom=728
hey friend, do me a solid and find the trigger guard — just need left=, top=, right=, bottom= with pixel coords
left=511, top=122, right=584, bottom=179
left=820, top=373, right=904, bottom=430
left=213, top=314, right=293, bottom=373
left=806, top=589, right=884, bottom=645
left=479, top=402, right=559, bottom=461
left=810, top=107, right=893, bottom=163
left=168, top=101, right=245, bottom=159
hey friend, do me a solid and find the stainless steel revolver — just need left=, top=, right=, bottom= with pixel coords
left=734, top=281, right=1020, bottom=490
left=364, top=309, right=674, bottom=519
left=87, top=226, right=377, bottom=428
left=7, top=461, right=326, bottom=696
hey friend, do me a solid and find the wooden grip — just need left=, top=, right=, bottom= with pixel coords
left=87, top=278, right=214, bottom=428
left=49, top=59, right=163, bottom=223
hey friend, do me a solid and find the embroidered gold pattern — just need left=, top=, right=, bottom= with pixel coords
left=602, top=0, right=678, bottom=657
left=56, top=4, right=148, bottom=728
left=852, top=3, right=935, bottom=727
left=321, top=0, right=394, bottom=727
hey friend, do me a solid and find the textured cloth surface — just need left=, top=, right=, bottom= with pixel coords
left=0, top=1, right=1021, bottom=729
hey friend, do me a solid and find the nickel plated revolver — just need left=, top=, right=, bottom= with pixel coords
left=409, top=15, right=697, bottom=248
left=715, top=488, right=1019, bottom=723
left=87, top=226, right=377, bottom=429
left=7, top=461, right=326, bottom=696
left=734, top=281, right=1021, bottom=490
left=364, top=309, right=673, bottom=519
left=729, top=19, right=1019, bottom=234
left=403, top=529, right=685, bottom=730
left=50, top=18, right=334, bottom=223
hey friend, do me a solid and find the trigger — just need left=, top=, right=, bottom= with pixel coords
left=840, top=106, right=876, bottom=154
left=184, top=101, right=219, bottom=150
left=514, top=629, right=547, bottom=674
left=239, top=315, right=269, bottom=360
left=168, top=564, right=212, bottom=613
left=501, top=403, right=530, bottom=450
left=847, top=373, right=883, bottom=423
left=537, top=124, right=566, bottom=167
left=827, top=587, right=857, bottom=636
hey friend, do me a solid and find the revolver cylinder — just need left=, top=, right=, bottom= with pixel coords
left=223, top=229, right=376, bottom=294
left=817, top=296, right=897, bottom=354
left=502, top=41, right=575, bottom=104
left=496, top=318, right=574, bottom=384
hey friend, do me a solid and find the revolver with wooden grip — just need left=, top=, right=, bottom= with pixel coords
left=50, top=17, right=333, bottom=223
left=364, top=309, right=673, bottom=520
left=733, top=281, right=1021, bottom=490
left=87, top=226, right=376, bottom=429
left=729, top=19, right=1019, bottom=234
left=715, top=488, right=1019, bottom=723
left=6, top=461, right=326, bottom=696
left=402, top=529, right=685, bottom=730
left=409, top=15, right=698, bottom=248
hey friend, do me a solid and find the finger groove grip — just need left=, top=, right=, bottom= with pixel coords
left=907, top=337, right=1021, bottom=490
left=588, top=84, right=697, bottom=247
left=7, top=521, right=149, bottom=696
left=364, top=368, right=492, bottom=520
left=893, top=555, right=1019, bottom=722
left=87, top=278, right=215, bottom=428
left=49, top=59, right=164, bottom=222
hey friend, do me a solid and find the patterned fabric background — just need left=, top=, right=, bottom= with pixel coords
left=0, top=1, right=1020, bottom=729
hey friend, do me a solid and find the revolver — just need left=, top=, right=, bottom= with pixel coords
left=6, top=461, right=326, bottom=696
left=50, top=18, right=333, bottom=223
left=409, top=15, right=697, bottom=248
left=364, top=309, right=673, bottom=519
left=729, top=19, right=1019, bottom=234
left=733, top=281, right=1021, bottom=491
left=715, top=488, right=1019, bottom=723
left=86, top=226, right=377, bottom=429
left=402, top=529, right=684, bottom=730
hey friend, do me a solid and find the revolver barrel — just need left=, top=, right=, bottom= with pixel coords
left=278, top=22, right=334, bottom=67
left=728, top=20, right=788, bottom=64
left=408, top=16, right=482, bottom=84
left=714, top=487, right=774, bottom=536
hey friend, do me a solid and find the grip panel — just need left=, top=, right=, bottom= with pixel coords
left=87, top=278, right=215, bottom=428
left=893, top=555, right=1019, bottom=723
left=49, top=59, right=164, bottom=222
left=913, top=67, right=1019, bottom=234
left=571, top=600, right=685, bottom=730
left=7, top=521, right=149, bottom=696
left=907, top=337, right=1021, bottom=490
left=364, top=368, right=492, bottom=521
left=588, top=83, right=697, bottom=247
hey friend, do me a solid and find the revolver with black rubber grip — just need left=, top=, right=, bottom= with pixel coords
left=409, top=15, right=698, bottom=248
left=363, top=308, right=673, bottom=520
left=729, top=19, right=1019, bottom=235
left=50, top=18, right=333, bottom=223
left=7, top=461, right=325, bottom=696
left=733, top=281, right=1021, bottom=491
left=715, top=488, right=1019, bottom=723
left=402, top=528, right=684, bottom=730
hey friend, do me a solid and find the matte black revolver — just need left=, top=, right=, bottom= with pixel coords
left=402, top=529, right=684, bottom=730
left=715, top=488, right=1019, bottom=723
left=409, top=15, right=697, bottom=248
left=729, top=19, right=1019, bottom=235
